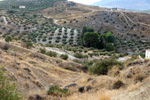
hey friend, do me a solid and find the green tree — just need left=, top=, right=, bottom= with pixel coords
left=82, top=26, right=94, bottom=34
left=105, top=32, right=114, bottom=43
left=5, top=35, right=13, bottom=42
left=82, top=27, right=94, bottom=45
left=11, top=5, right=18, bottom=9
left=106, top=43, right=116, bottom=51
left=83, top=32, right=99, bottom=48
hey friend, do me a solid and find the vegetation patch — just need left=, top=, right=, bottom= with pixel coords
left=88, top=58, right=123, bottom=75
left=48, top=85, right=69, bottom=97
left=0, top=66, right=23, bottom=100
left=60, top=54, right=68, bottom=60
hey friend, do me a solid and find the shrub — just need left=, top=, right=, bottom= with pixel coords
left=46, top=51, right=57, bottom=57
left=106, top=43, right=116, bottom=51
left=48, top=85, right=69, bottom=97
left=73, top=53, right=87, bottom=58
left=5, top=35, right=13, bottom=42
left=132, top=54, right=139, bottom=59
left=84, top=50, right=88, bottom=53
left=39, top=48, right=46, bottom=54
left=88, top=58, right=122, bottom=75
left=24, top=40, right=33, bottom=48
left=0, top=66, right=23, bottom=100
left=60, top=54, right=68, bottom=60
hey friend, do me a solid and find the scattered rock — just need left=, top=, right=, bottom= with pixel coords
left=19, top=57, right=23, bottom=60
left=3, top=45, right=9, bottom=50
left=78, top=86, right=85, bottom=93
left=35, top=94, right=43, bottom=100
left=29, top=61, right=37, bottom=64
left=145, top=70, right=150, bottom=75
left=86, top=86, right=92, bottom=91
left=28, top=94, right=44, bottom=100
left=30, top=53, right=46, bottom=61
left=11, top=52, right=17, bottom=56
left=126, top=69, right=133, bottom=78
left=24, top=68, right=31, bottom=72
left=127, top=61, right=143, bottom=67
left=34, top=81, right=44, bottom=89
left=65, top=83, right=77, bottom=88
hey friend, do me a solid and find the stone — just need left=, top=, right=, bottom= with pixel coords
left=78, top=86, right=85, bottom=93
left=19, top=57, right=23, bottom=60
left=86, top=86, right=92, bottom=91
left=24, top=68, right=31, bottom=72
left=126, top=69, right=133, bottom=78
left=35, top=94, right=43, bottom=100
left=11, top=52, right=17, bottom=56
left=65, top=83, right=77, bottom=88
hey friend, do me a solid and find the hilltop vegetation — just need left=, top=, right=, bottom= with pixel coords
left=0, top=0, right=66, bottom=10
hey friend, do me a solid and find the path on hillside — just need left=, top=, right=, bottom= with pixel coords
left=54, top=19, right=60, bottom=25
left=1, top=16, right=8, bottom=25
left=46, top=47, right=78, bottom=60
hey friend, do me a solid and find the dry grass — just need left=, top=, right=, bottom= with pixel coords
left=99, top=94, right=110, bottom=100
left=2, top=40, right=150, bottom=100
left=127, top=83, right=141, bottom=92
left=133, top=73, right=146, bottom=83
left=108, top=65, right=120, bottom=77
left=67, top=89, right=121, bottom=100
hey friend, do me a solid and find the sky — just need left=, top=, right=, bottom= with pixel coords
left=68, top=0, right=101, bottom=5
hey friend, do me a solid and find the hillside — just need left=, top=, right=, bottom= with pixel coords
left=41, top=1, right=150, bottom=54
left=1, top=39, right=150, bottom=100
left=1, top=1, right=150, bottom=100
left=0, top=0, right=150, bottom=54
left=0, top=0, right=66, bottom=10
left=93, top=0, right=150, bottom=10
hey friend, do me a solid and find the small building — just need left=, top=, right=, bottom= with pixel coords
left=145, top=49, right=150, bottom=59
left=111, top=8, right=126, bottom=12
left=19, top=5, right=26, bottom=9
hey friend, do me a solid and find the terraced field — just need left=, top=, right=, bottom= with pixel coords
left=0, top=12, right=82, bottom=46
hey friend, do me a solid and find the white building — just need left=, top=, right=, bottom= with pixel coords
left=19, top=6, right=26, bottom=9
left=145, top=49, right=150, bottom=59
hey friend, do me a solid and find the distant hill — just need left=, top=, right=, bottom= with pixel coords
left=141, top=9, right=150, bottom=14
left=93, top=0, right=150, bottom=10
left=0, top=0, right=66, bottom=10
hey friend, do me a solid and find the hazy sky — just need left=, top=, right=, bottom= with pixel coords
left=68, top=0, right=101, bottom=5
